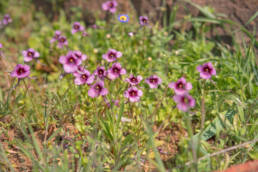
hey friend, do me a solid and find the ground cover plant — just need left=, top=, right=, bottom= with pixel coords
left=0, top=0, right=257, bottom=171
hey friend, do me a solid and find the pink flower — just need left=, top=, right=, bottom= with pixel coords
left=102, top=0, right=118, bottom=13
left=57, top=36, right=68, bottom=49
left=168, top=77, right=192, bottom=95
left=0, top=43, right=2, bottom=48
left=139, top=16, right=148, bottom=26
left=173, top=94, right=195, bottom=112
left=22, top=48, right=40, bottom=62
left=73, top=70, right=94, bottom=85
left=71, top=22, right=84, bottom=34
left=124, top=86, right=143, bottom=102
left=73, top=50, right=87, bottom=61
left=94, top=66, right=107, bottom=80
left=88, top=81, right=108, bottom=98
left=145, top=75, right=162, bottom=88
left=125, top=74, right=142, bottom=86
left=197, top=62, right=216, bottom=79
left=82, top=31, right=89, bottom=37
left=59, top=51, right=82, bottom=73
left=11, top=64, right=30, bottom=79
left=107, top=62, right=126, bottom=80
left=50, top=30, right=61, bottom=43
left=2, top=14, right=12, bottom=25
left=102, top=49, right=122, bottom=62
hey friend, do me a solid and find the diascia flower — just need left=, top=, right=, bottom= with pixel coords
left=73, top=69, right=94, bottom=85
left=73, top=50, right=87, bottom=61
left=145, top=75, right=162, bottom=88
left=50, top=30, right=61, bottom=43
left=102, top=49, right=122, bottom=62
left=197, top=62, right=216, bottom=79
left=107, top=62, right=126, bottom=80
left=168, top=77, right=192, bottom=95
left=139, top=16, right=148, bottom=26
left=94, top=66, right=107, bottom=80
left=59, top=51, right=82, bottom=73
left=2, top=14, right=12, bottom=25
left=71, top=22, right=84, bottom=34
left=124, top=86, right=143, bottom=102
left=125, top=75, right=142, bottom=86
left=22, top=48, right=40, bottom=62
left=11, top=64, right=30, bottom=79
left=88, top=81, right=108, bottom=98
left=102, top=0, right=118, bottom=13
left=173, top=94, right=195, bottom=112
left=57, top=36, right=68, bottom=48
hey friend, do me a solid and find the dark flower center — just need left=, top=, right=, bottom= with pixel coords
left=109, top=2, right=114, bottom=8
left=54, top=34, right=60, bottom=39
left=177, top=82, right=184, bottom=89
left=149, top=78, right=158, bottom=83
left=142, top=18, right=147, bottom=23
left=95, top=85, right=102, bottom=92
left=74, top=24, right=80, bottom=30
left=17, top=68, right=25, bottom=75
left=60, top=37, right=66, bottom=43
left=112, top=67, right=120, bottom=74
left=108, top=52, right=116, bottom=59
left=68, top=57, right=75, bottom=64
left=98, top=69, right=104, bottom=75
left=27, top=51, right=34, bottom=57
left=182, top=97, right=189, bottom=104
left=81, top=74, right=88, bottom=80
left=130, top=77, right=137, bottom=83
left=129, top=90, right=137, bottom=97
left=203, top=66, right=211, bottom=73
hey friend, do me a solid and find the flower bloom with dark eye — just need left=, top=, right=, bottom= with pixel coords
left=22, top=48, right=40, bottom=62
left=57, top=36, right=68, bottom=49
left=2, top=14, right=12, bottom=25
left=94, top=66, right=107, bottom=80
left=71, top=22, right=84, bottom=34
left=124, top=86, right=143, bottom=102
left=102, top=49, right=122, bottom=62
left=139, top=16, right=148, bottom=26
left=168, top=77, right=192, bottom=95
left=59, top=51, right=82, bottom=73
left=173, top=94, right=195, bottom=112
left=102, top=0, right=117, bottom=13
left=126, top=74, right=142, bottom=86
left=11, top=64, right=30, bottom=79
left=88, top=81, right=108, bottom=98
left=72, top=50, right=87, bottom=61
left=73, top=69, right=94, bottom=85
left=107, top=62, right=126, bottom=80
left=50, top=30, right=61, bottom=43
left=118, top=14, right=129, bottom=23
left=197, top=62, right=216, bottom=79
left=145, top=75, right=162, bottom=88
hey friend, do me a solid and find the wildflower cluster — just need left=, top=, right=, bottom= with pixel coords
left=0, top=14, right=12, bottom=28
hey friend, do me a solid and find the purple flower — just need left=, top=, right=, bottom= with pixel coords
left=94, top=66, right=107, bottom=80
left=125, top=74, right=142, bottom=86
left=173, top=94, right=195, bottom=112
left=73, top=65, right=87, bottom=75
left=139, top=16, right=148, bottom=26
left=50, top=30, right=61, bottom=43
left=82, top=31, right=89, bottom=37
left=73, top=70, right=94, bottom=85
left=0, top=43, right=2, bottom=48
left=2, top=14, right=12, bottom=25
left=59, top=51, right=82, bottom=73
left=57, top=36, right=68, bottom=48
left=124, top=86, right=143, bottom=102
left=197, top=62, right=216, bottom=79
left=168, top=77, right=192, bottom=95
left=73, top=50, right=87, bottom=61
left=102, top=49, right=122, bottom=62
left=102, top=0, right=117, bottom=13
left=88, top=81, right=108, bottom=98
left=22, top=48, right=40, bottom=62
left=11, top=64, right=30, bottom=79
left=145, top=75, right=162, bottom=88
left=71, top=22, right=84, bottom=34
left=107, top=62, right=126, bottom=80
